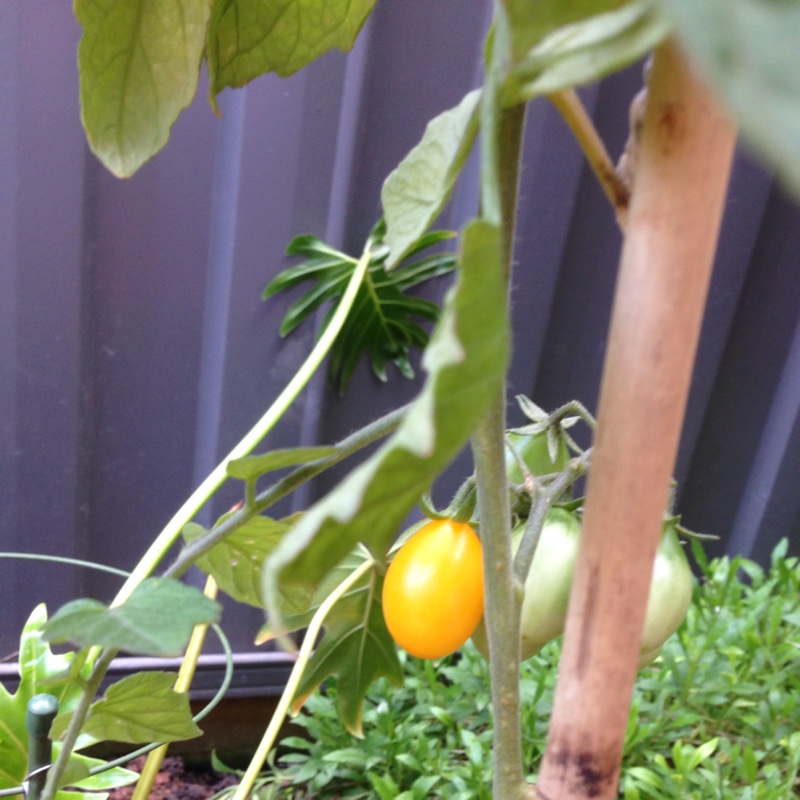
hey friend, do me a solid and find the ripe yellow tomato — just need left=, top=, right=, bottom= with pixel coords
left=382, top=518, right=484, bottom=659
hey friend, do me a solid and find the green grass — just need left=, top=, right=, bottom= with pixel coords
left=227, top=540, right=800, bottom=799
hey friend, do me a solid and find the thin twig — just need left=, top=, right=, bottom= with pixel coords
left=513, top=449, right=592, bottom=584
left=163, top=402, right=408, bottom=580
left=548, top=89, right=630, bottom=228
left=230, top=559, right=374, bottom=800
left=41, top=649, right=116, bottom=800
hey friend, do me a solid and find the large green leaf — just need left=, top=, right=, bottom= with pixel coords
left=183, top=517, right=289, bottom=607
left=0, top=607, right=138, bottom=800
left=51, top=672, right=201, bottom=745
left=257, top=550, right=366, bottom=640
left=382, top=90, right=481, bottom=268
left=501, top=0, right=628, bottom=60
left=288, top=560, right=403, bottom=737
left=263, top=219, right=507, bottom=622
left=207, top=0, right=377, bottom=100
left=510, top=3, right=669, bottom=99
left=226, top=446, right=337, bottom=481
left=656, top=0, right=800, bottom=200
left=42, top=579, right=220, bottom=657
left=74, top=0, right=210, bottom=178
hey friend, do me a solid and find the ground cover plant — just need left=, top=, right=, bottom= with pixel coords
left=229, top=542, right=800, bottom=799
left=2, top=2, right=800, bottom=800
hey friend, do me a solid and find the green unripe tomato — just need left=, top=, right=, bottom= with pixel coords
left=517, top=507, right=581, bottom=658
left=473, top=514, right=693, bottom=668
left=638, top=522, right=694, bottom=667
left=505, top=431, right=571, bottom=485
left=472, top=507, right=581, bottom=660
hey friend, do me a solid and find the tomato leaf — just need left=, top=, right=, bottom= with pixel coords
left=257, top=551, right=365, bottom=641
left=51, top=672, right=201, bottom=745
left=500, top=0, right=631, bottom=61
left=226, top=446, right=338, bottom=481
left=655, top=0, right=800, bottom=200
left=382, top=90, right=481, bottom=268
left=0, top=606, right=138, bottom=798
left=63, top=754, right=141, bottom=793
left=183, top=517, right=289, bottom=608
left=42, top=579, right=220, bottom=657
left=207, top=0, right=377, bottom=103
left=288, top=560, right=403, bottom=738
left=264, top=222, right=457, bottom=393
left=74, top=0, right=210, bottom=178
left=264, top=219, right=507, bottom=624
left=510, top=3, right=669, bottom=100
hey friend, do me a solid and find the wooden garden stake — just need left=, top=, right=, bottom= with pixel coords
left=535, top=40, right=736, bottom=800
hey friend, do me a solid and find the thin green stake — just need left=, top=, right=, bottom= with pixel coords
left=25, top=694, right=58, bottom=800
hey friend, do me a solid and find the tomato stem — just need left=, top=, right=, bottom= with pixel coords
left=231, top=559, right=375, bottom=800
left=548, top=89, right=630, bottom=229
left=514, top=450, right=592, bottom=584
left=472, top=95, right=530, bottom=798
left=163, top=401, right=409, bottom=580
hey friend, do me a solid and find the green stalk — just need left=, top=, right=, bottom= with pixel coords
left=130, top=576, right=219, bottom=800
left=45, top=248, right=373, bottom=799
left=513, top=450, right=591, bottom=584
left=41, top=649, right=116, bottom=800
left=472, top=95, right=529, bottom=798
left=110, top=246, right=372, bottom=609
left=230, top=558, right=374, bottom=800
left=163, top=402, right=408, bottom=580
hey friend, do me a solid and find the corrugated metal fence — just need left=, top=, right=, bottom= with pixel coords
left=1, top=2, right=798, bottom=683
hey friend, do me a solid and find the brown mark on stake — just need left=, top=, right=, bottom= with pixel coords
left=654, top=101, right=687, bottom=156
left=547, top=740, right=617, bottom=799
left=571, top=751, right=616, bottom=798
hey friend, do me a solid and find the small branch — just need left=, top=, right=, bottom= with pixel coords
left=548, top=89, right=630, bottom=228
left=109, top=246, right=373, bottom=611
left=52, top=244, right=378, bottom=792
left=513, top=450, right=591, bottom=583
left=230, top=559, right=374, bottom=800
left=41, top=648, right=116, bottom=800
left=163, top=402, right=408, bottom=580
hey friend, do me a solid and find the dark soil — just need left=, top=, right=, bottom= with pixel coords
left=108, top=756, right=239, bottom=800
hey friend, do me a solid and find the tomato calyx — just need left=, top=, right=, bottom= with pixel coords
left=506, top=396, right=596, bottom=482
left=419, top=477, right=477, bottom=524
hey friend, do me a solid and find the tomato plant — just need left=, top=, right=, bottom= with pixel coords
left=382, top=518, right=484, bottom=659
left=23, top=1, right=795, bottom=797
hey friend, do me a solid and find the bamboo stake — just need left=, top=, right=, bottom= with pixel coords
left=535, top=40, right=736, bottom=800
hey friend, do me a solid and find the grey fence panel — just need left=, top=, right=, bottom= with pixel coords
left=0, top=0, right=798, bottom=670
left=679, top=183, right=800, bottom=561
left=0, top=5, right=91, bottom=654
